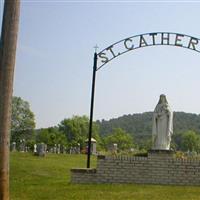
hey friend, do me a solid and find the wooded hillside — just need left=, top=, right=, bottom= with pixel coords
left=97, top=112, right=200, bottom=141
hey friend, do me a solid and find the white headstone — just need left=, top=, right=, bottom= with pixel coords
left=34, top=144, right=37, bottom=153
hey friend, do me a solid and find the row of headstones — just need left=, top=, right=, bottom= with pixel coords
left=34, top=144, right=81, bottom=156
left=10, top=142, right=81, bottom=156
left=11, top=141, right=118, bottom=155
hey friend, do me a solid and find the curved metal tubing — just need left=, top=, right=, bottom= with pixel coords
left=97, top=32, right=200, bottom=71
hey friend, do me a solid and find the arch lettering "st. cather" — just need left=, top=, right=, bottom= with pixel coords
left=97, top=32, right=200, bottom=70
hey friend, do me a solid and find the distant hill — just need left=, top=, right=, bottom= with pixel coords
left=96, top=112, right=200, bottom=141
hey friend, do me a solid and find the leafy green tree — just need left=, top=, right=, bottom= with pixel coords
left=180, top=130, right=200, bottom=152
left=11, top=96, right=35, bottom=143
left=105, top=128, right=134, bottom=151
left=36, top=127, right=67, bottom=148
left=58, top=115, right=100, bottom=148
left=171, top=132, right=183, bottom=150
left=36, top=129, right=49, bottom=144
left=138, top=138, right=152, bottom=151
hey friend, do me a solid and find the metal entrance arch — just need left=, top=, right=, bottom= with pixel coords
left=87, top=32, right=200, bottom=168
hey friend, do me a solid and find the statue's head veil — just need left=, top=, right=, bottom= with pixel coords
left=158, top=94, right=168, bottom=104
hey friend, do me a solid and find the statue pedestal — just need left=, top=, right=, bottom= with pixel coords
left=148, top=149, right=175, bottom=159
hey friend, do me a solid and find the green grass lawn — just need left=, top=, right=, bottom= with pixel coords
left=10, top=152, right=200, bottom=200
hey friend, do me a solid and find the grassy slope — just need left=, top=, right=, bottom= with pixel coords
left=10, top=152, right=200, bottom=200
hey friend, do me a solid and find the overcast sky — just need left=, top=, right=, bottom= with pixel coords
left=1, top=1, right=200, bottom=128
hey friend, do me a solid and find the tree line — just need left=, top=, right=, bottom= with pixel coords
left=11, top=96, right=200, bottom=153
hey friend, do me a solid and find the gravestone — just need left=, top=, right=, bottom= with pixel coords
left=63, top=147, right=67, bottom=154
left=19, top=139, right=25, bottom=152
left=57, top=144, right=61, bottom=154
left=36, top=143, right=46, bottom=157
left=61, top=145, right=67, bottom=154
left=85, top=138, right=97, bottom=155
left=49, top=148, right=53, bottom=153
left=69, top=147, right=72, bottom=154
left=76, top=143, right=80, bottom=154
left=108, top=143, right=118, bottom=154
left=70, top=147, right=76, bottom=154
left=11, top=142, right=16, bottom=152
left=34, top=144, right=37, bottom=154
left=53, top=144, right=57, bottom=153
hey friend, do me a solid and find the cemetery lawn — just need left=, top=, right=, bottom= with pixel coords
left=10, top=152, right=200, bottom=200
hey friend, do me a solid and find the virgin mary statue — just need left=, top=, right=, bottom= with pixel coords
left=152, top=94, right=173, bottom=150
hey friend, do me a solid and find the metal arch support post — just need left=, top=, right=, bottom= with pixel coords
left=87, top=52, right=97, bottom=168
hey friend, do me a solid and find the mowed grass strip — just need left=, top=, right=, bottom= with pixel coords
left=10, top=152, right=200, bottom=200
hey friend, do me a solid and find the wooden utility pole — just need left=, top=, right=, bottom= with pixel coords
left=0, top=1, right=20, bottom=199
